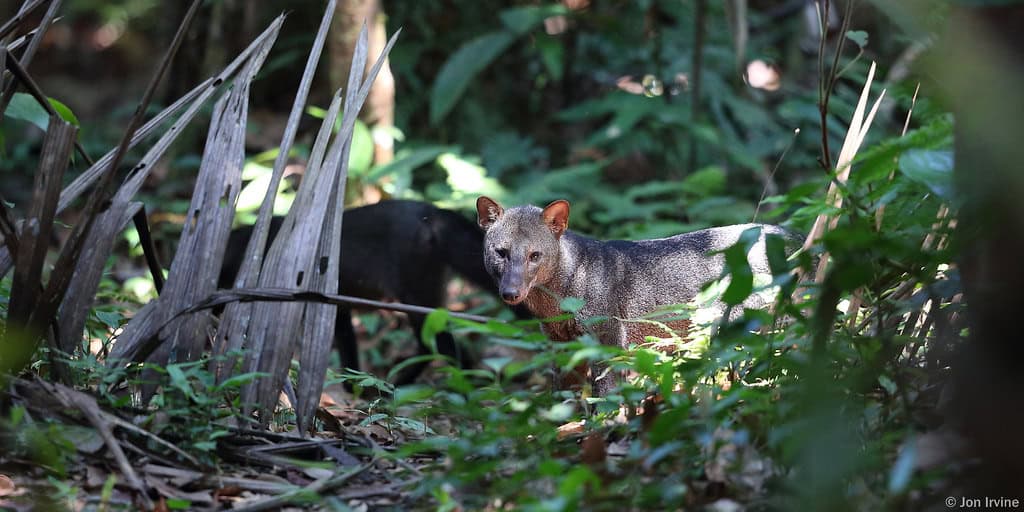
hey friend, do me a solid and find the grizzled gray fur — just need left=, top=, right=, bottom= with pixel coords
left=476, top=196, right=797, bottom=396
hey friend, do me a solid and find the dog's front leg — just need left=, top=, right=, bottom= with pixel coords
left=589, top=318, right=626, bottom=397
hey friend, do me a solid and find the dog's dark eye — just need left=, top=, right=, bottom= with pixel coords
left=528, top=251, right=542, bottom=262
left=495, top=248, right=509, bottom=259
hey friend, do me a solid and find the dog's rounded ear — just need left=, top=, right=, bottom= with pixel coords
left=477, top=196, right=504, bottom=229
left=541, top=200, right=570, bottom=239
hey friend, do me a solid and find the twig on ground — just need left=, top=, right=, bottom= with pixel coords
left=39, top=380, right=154, bottom=510
left=231, top=459, right=375, bottom=512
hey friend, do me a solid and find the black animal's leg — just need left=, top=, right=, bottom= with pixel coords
left=390, top=313, right=467, bottom=386
left=335, top=307, right=360, bottom=388
left=390, top=313, right=431, bottom=386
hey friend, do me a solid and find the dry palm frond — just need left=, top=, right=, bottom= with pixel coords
left=106, top=16, right=285, bottom=369
left=798, top=62, right=886, bottom=285
left=1, top=1, right=203, bottom=379
left=213, top=0, right=342, bottom=433
left=232, top=16, right=401, bottom=429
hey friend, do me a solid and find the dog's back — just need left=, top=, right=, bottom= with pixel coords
left=594, top=223, right=796, bottom=317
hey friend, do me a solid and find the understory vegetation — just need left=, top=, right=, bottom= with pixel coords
left=0, top=0, right=999, bottom=510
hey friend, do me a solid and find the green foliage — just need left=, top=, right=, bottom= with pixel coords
left=340, top=92, right=959, bottom=507
left=5, top=93, right=80, bottom=130
left=429, top=4, right=568, bottom=125
left=898, top=149, right=953, bottom=200
left=0, top=406, right=78, bottom=476
left=143, top=359, right=263, bottom=463
left=0, top=0, right=964, bottom=508
left=430, top=32, right=517, bottom=125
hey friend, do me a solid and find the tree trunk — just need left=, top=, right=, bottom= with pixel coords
left=329, top=0, right=395, bottom=170
left=943, top=3, right=1024, bottom=494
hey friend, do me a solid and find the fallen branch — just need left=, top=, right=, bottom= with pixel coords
left=231, top=459, right=375, bottom=512
left=37, top=380, right=154, bottom=510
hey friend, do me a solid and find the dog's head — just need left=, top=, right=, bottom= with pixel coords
left=476, top=196, right=569, bottom=305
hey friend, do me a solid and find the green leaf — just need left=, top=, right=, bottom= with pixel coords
left=500, top=4, right=569, bottom=35
left=437, top=152, right=506, bottom=200
left=215, top=372, right=264, bottom=391
left=852, top=114, right=953, bottom=185
left=540, top=403, right=574, bottom=422
left=559, top=297, right=585, bottom=314
left=305, top=105, right=329, bottom=119
left=94, top=310, right=123, bottom=330
left=557, top=466, right=600, bottom=500
left=430, top=31, right=517, bottom=125
left=48, top=97, right=80, bottom=126
left=536, top=35, right=564, bottom=81
left=720, top=228, right=762, bottom=306
left=192, top=441, right=216, bottom=452
left=420, top=308, right=451, bottom=351
left=765, top=234, right=791, bottom=277
left=6, top=93, right=51, bottom=131
left=166, top=496, right=191, bottom=508
left=680, top=166, right=727, bottom=197
left=845, top=30, right=869, bottom=48
left=366, top=145, right=455, bottom=183
left=100, top=474, right=117, bottom=504
left=898, top=149, right=953, bottom=199
left=166, top=365, right=197, bottom=402
left=5, top=93, right=79, bottom=129
left=394, top=384, right=434, bottom=405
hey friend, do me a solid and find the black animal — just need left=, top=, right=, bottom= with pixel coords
left=220, top=200, right=508, bottom=386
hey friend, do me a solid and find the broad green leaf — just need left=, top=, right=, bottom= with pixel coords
left=5, top=93, right=79, bottom=129
left=94, top=310, right=123, bottom=330
left=852, top=114, right=953, bottom=186
left=499, top=4, right=569, bottom=35
left=302, top=109, right=373, bottom=175
left=215, top=372, right=265, bottom=391
left=365, top=145, right=455, bottom=182
left=430, top=31, right=517, bottom=125
left=6, top=93, right=50, bottom=130
left=898, top=149, right=953, bottom=199
left=482, top=357, right=513, bottom=374
left=437, top=152, right=505, bottom=200
left=241, top=161, right=272, bottom=180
